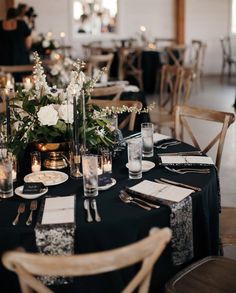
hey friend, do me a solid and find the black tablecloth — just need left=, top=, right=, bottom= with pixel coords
left=0, top=141, right=219, bottom=293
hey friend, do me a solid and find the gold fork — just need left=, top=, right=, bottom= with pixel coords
left=26, top=200, right=38, bottom=226
left=12, top=203, right=25, bottom=226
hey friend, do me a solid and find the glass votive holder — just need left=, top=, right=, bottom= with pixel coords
left=31, top=151, right=41, bottom=173
left=69, top=144, right=82, bottom=179
left=0, top=157, right=13, bottom=198
left=8, top=152, right=17, bottom=182
left=101, top=149, right=112, bottom=174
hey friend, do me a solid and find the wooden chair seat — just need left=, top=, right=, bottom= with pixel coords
left=2, top=227, right=171, bottom=293
left=165, top=256, right=236, bottom=293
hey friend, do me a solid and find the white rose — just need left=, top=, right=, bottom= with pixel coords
left=58, top=104, right=73, bottom=124
left=42, top=40, right=50, bottom=48
left=37, top=105, right=59, bottom=126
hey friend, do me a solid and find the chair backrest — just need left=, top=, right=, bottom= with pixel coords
left=220, top=36, right=232, bottom=60
left=117, top=47, right=143, bottom=89
left=0, top=64, right=34, bottom=74
left=178, top=68, right=195, bottom=104
left=88, top=99, right=143, bottom=131
left=159, top=65, right=184, bottom=113
left=91, top=85, right=124, bottom=101
left=187, top=40, right=206, bottom=73
left=165, top=45, right=187, bottom=67
left=2, top=227, right=171, bottom=293
left=86, top=53, right=114, bottom=79
left=174, top=104, right=235, bottom=171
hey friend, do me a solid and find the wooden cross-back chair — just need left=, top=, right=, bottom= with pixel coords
left=220, top=36, right=236, bottom=80
left=91, top=84, right=124, bottom=101
left=150, top=65, right=185, bottom=136
left=88, top=99, right=143, bottom=131
left=118, top=47, right=143, bottom=90
left=165, top=45, right=187, bottom=67
left=86, top=53, right=114, bottom=80
left=2, top=227, right=172, bottom=293
left=184, top=40, right=207, bottom=88
left=174, top=104, right=235, bottom=171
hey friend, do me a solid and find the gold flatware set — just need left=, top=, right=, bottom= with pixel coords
left=12, top=200, right=38, bottom=226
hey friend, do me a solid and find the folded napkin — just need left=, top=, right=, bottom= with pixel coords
left=35, top=195, right=76, bottom=285
left=41, top=196, right=75, bottom=225
left=159, top=155, right=214, bottom=166
left=153, top=132, right=171, bottom=143
left=129, top=180, right=193, bottom=203
left=129, top=180, right=194, bottom=266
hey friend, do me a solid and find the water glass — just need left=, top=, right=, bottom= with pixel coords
left=82, top=155, right=98, bottom=197
left=0, top=157, right=13, bottom=198
left=141, top=123, right=154, bottom=157
left=127, top=139, right=142, bottom=179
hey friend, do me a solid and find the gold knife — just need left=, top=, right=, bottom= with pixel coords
left=155, top=178, right=201, bottom=192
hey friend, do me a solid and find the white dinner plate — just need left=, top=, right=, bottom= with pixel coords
left=24, top=171, right=69, bottom=186
left=126, top=160, right=155, bottom=172
left=15, top=185, right=48, bottom=199
left=98, top=178, right=116, bottom=191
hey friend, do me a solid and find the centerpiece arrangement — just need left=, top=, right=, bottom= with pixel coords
left=8, top=52, right=117, bottom=156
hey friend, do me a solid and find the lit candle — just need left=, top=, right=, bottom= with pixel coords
left=32, top=161, right=41, bottom=173
left=23, top=77, right=32, bottom=90
left=6, top=80, right=13, bottom=90
left=103, top=162, right=112, bottom=173
left=97, top=167, right=103, bottom=176
left=31, top=151, right=41, bottom=173
left=12, top=170, right=17, bottom=181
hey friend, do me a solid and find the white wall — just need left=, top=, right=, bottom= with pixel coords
left=185, top=0, right=231, bottom=74
left=15, top=0, right=233, bottom=74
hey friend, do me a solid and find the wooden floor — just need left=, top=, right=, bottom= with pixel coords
left=147, top=75, right=236, bottom=259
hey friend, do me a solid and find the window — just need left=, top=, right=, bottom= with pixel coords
left=232, top=0, right=236, bottom=34
left=73, top=0, right=117, bottom=35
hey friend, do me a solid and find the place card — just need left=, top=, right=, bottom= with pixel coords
left=158, top=155, right=214, bottom=166
left=129, top=180, right=193, bottom=203
left=23, top=182, right=45, bottom=194
left=41, top=196, right=75, bottom=225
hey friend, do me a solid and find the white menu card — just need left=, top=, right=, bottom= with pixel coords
left=41, top=196, right=75, bottom=225
left=153, top=132, right=171, bottom=143
left=160, top=156, right=214, bottom=165
left=130, top=180, right=193, bottom=203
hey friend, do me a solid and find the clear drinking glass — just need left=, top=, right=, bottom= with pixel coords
left=127, top=139, right=142, bottom=179
left=82, top=155, right=98, bottom=197
left=141, top=123, right=154, bottom=157
left=0, top=157, right=13, bottom=198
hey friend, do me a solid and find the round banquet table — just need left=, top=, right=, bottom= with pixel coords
left=0, top=139, right=220, bottom=293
